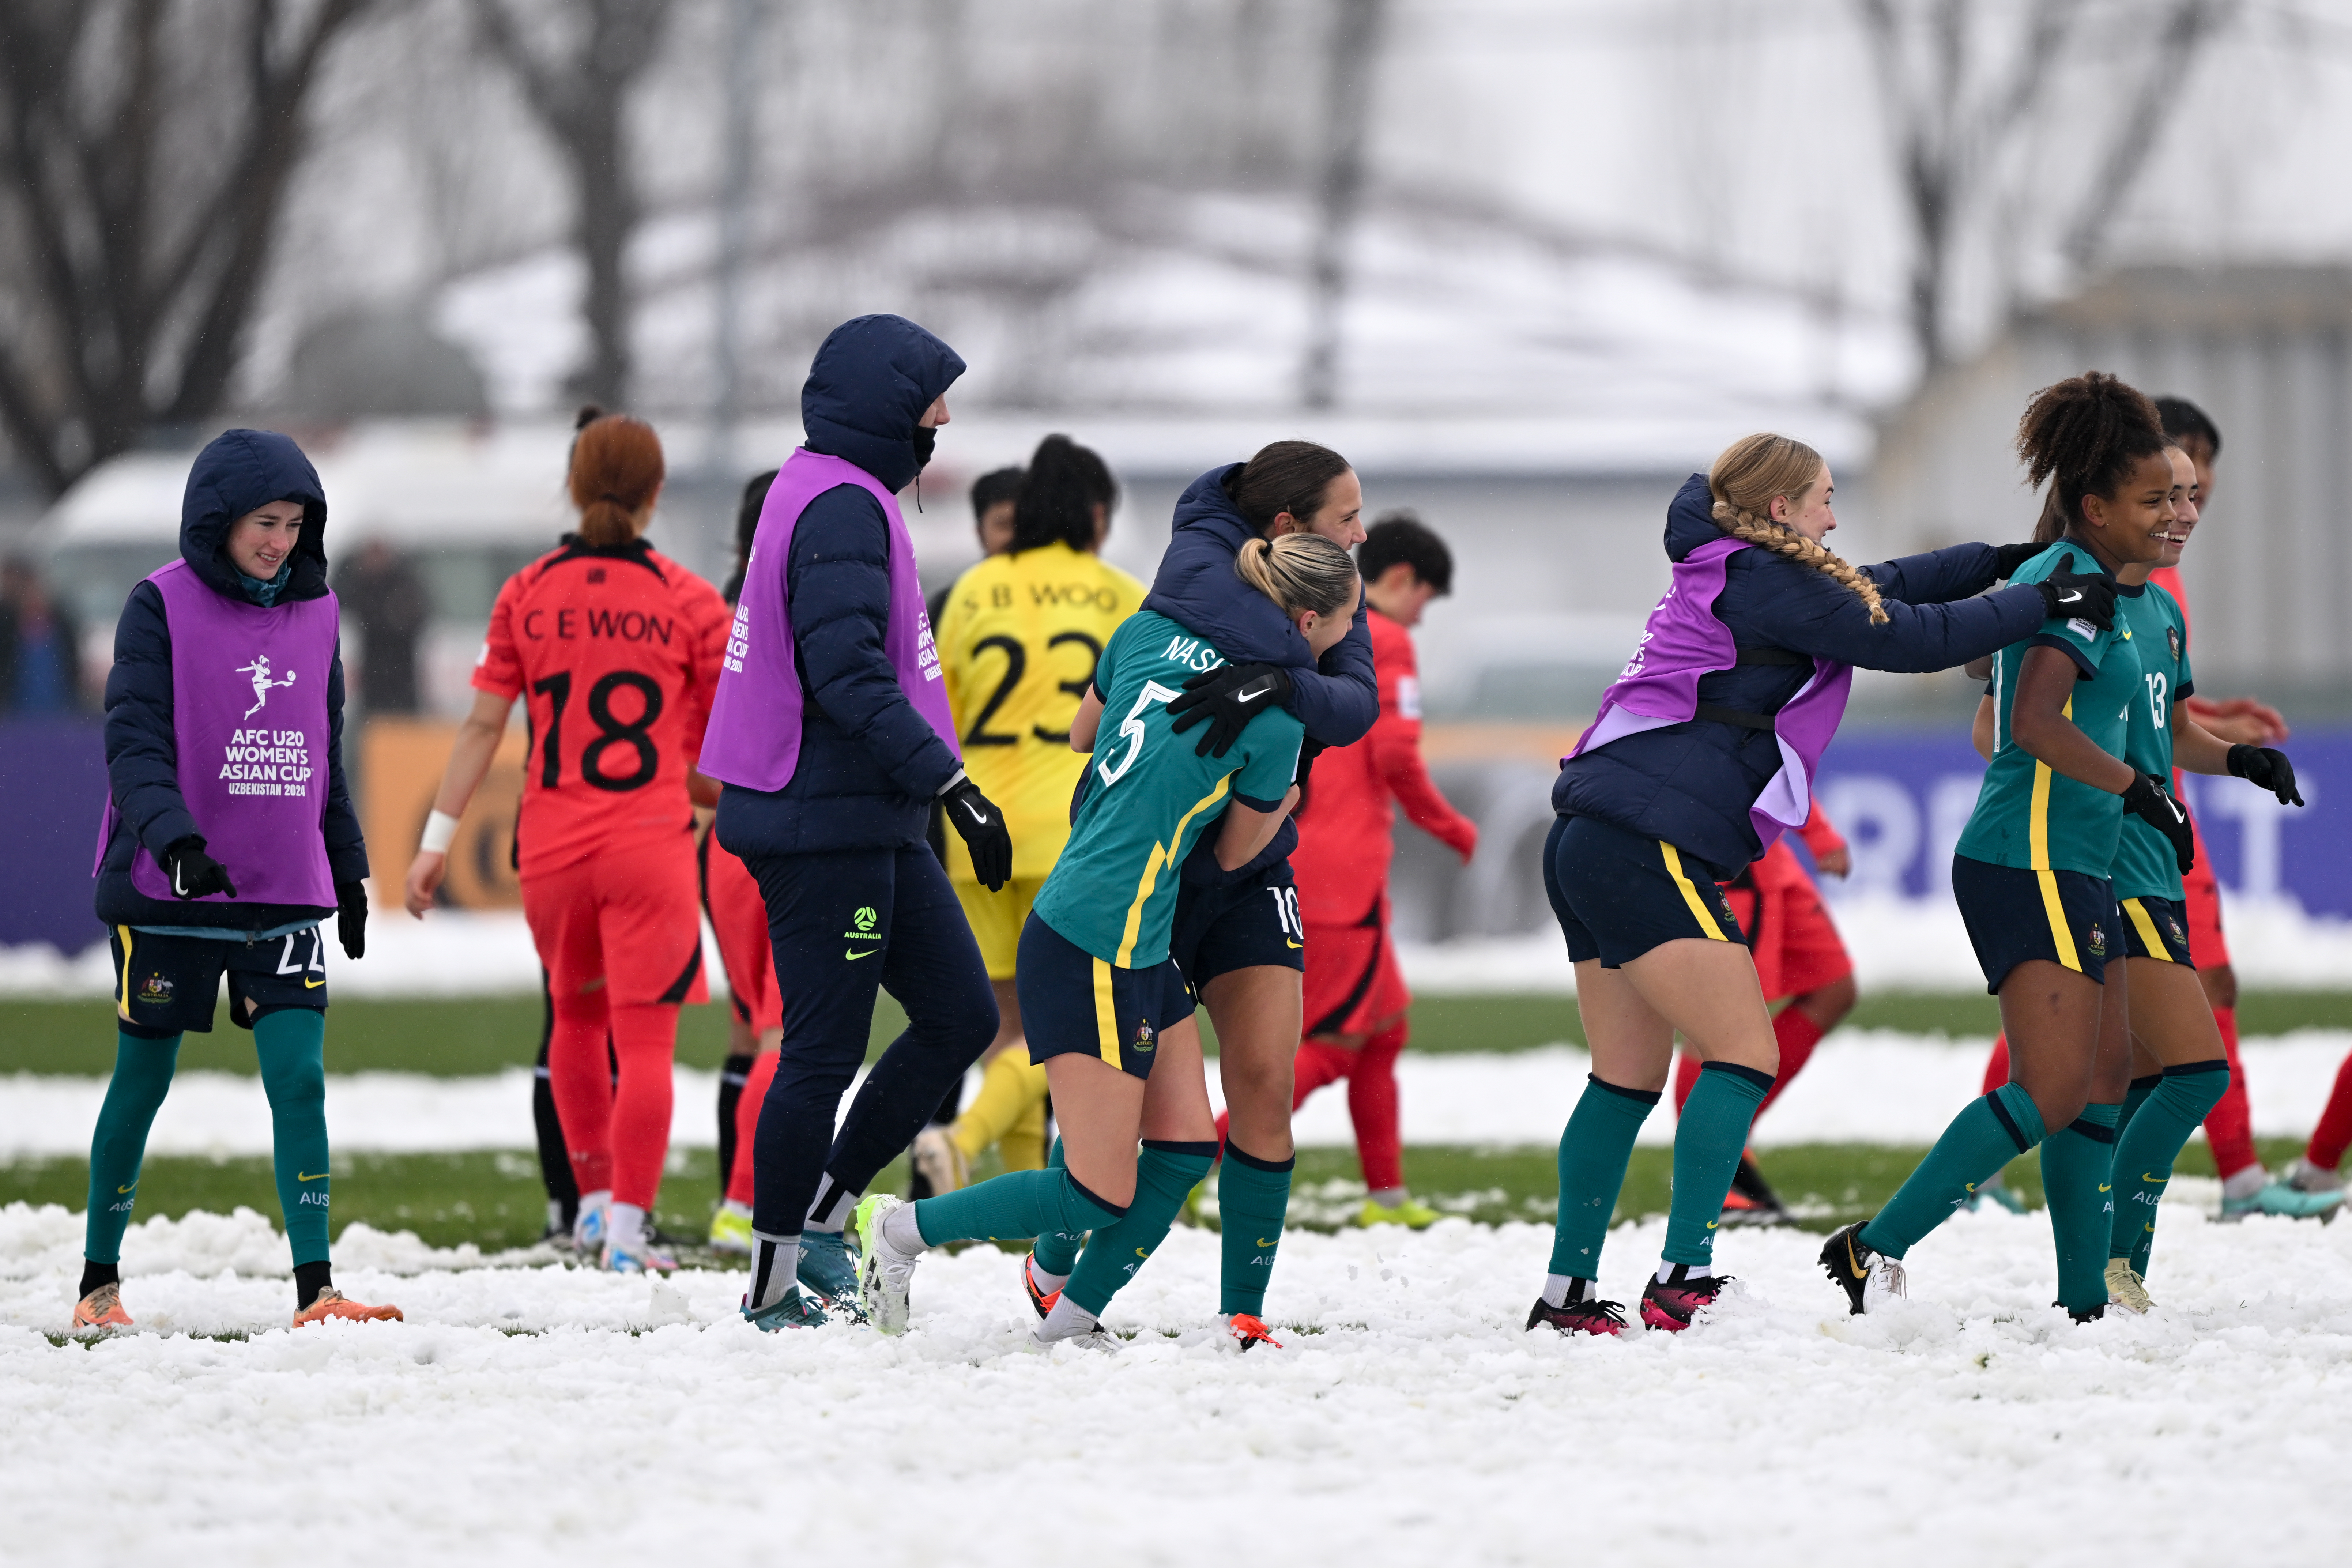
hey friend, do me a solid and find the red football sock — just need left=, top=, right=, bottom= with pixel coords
left=727, top=1049, right=779, bottom=1206
left=1757, top=1006, right=1824, bottom=1118
left=2306, top=1048, right=2352, bottom=1172
left=605, top=1000, right=680, bottom=1211
left=548, top=999, right=615, bottom=1199
left=1290, top=1040, right=1354, bottom=1109
left=1982, top=1034, right=2011, bottom=1097
left=1671, top=1051, right=1701, bottom=1116
left=1348, top=1022, right=1407, bottom=1194
left=2204, top=1005, right=2259, bottom=1180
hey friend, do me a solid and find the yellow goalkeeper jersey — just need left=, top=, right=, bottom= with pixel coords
left=936, top=540, right=1146, bottom=883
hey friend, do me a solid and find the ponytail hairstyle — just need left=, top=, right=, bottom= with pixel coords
left=568, top=404, right=666, bottom=547
left=1225, top=440, right=1352, bottom=534
left=1009, top=434, right=1117, bottom=554
left=1707, top=433, right=1886, bottom=626
left=2018, top=372, right=2171, bottom=546
left=1234, top=532, right=1358, bottom=622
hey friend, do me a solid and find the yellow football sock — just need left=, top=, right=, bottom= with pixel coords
left=952, top=1048, right=1050, bottom=1162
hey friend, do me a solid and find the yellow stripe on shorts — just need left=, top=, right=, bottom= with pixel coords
left=2122, top=897, right=2172, bottom=962
left=116, top=925, right=135, bottom=1021
left=1659, top=842, right=1729, bottom=941
left=2027, top=695, right=2082, bottom=973
left=1091, top=956, right=1121, bottom=1069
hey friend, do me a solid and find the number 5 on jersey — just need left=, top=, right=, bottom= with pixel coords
left=1096, top=681, right=1186, bottom=787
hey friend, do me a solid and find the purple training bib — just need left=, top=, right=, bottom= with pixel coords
left=1567, top=535, right=1852, bottom=855
left=698, top=447, right=959, bottom=791
left=96, top=558, right=339, bottom=906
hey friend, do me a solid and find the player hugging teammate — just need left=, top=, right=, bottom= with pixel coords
left=79, top=429, right=397, bottom=1331
left=853, top=533, right=1356, bottom=1347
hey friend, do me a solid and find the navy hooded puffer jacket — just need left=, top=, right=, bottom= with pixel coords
left=1553, top=473, right=2051, bottom=879
left=715, top=314, right=970, bottom=856
left=96, top=429, right=368, bottom=933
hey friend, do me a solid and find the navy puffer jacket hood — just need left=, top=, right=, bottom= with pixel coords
left=801, top=314, right=966, bottom=492
left=181, top=429, right=331, bottom=604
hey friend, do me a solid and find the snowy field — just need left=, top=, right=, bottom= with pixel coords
left=5, top=1031, right=2348, bottom=1161
left=2, top=1200, right=2347, bottom=1565
left=9, top=897, right=2352, bottom=996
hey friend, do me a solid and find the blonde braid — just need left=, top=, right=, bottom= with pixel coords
left=1708, top=500, right=1887, bottom=625
left=1705, top=432, right=1888, bottom=625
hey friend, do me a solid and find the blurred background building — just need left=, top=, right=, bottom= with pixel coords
left=7, top=0, right=2352, bottom=957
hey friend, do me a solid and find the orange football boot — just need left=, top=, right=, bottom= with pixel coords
left=292, top=1288, right=404, bottom=1327
left=72, top=1282, right=133, bottom=1331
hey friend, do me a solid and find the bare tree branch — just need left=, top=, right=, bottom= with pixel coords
left=2059, top=0, right=2234, bottom=267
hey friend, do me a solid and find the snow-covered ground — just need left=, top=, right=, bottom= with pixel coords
left=5, top=1032, right=2348, bottom=1161
left=1, top=1200, right=2347, bottom=1565
left=11, top=898, right=2352, bottom=997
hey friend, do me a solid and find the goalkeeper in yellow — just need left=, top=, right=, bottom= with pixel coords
left=915, top=434, right=1143, bottom=1188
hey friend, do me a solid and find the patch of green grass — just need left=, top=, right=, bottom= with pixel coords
left=8, top=1138, right=2311, bottom=1257
left=0, top=994, right=913, bottom=1077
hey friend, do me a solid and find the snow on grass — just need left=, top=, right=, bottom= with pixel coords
left=7, top=1032, right=2349, bottom=1160
left=1, top=1200, right=2348, bottom=1565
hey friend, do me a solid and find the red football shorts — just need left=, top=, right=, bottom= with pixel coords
left=1723, top=875, right=1853, bottom=1004
left=1302, top=913, right=1410, bottom=1040
left=2180, top=847, right=2231, bottom=970
left=522, top=841, right=708, bottom=1010
left=702, top=832, right=781, bottom=1033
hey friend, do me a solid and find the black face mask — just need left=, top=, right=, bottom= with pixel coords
left=910, top=424, right=936, bottom=470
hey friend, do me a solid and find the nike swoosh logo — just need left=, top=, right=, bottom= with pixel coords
left=2143, top=1172, right=2166, bottom=1183
left=845, top=948, right=878, bottom=961
left=1255, top=1238, right=1278, bottom=1247
left=1134, top=1247, right=1150, bottom=1258
left=961, top=801, right=989, bottom=825
left=1284, top=939, right=1303, bottom=950
left=304, top=976, right=325, bottom=989
left=117, top=1184, right=136, bottom=1195
left=2097, top=1184, right=2112, bottom=1192
left=2058, top=588, right=2082, bottom=603
left=1235, top=686, right=1268, bottom=704
left=298, top=1172, right=329, bottom=1183
left=1705, top=1220, right=1718, bottom=1230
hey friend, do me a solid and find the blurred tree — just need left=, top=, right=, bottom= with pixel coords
left=0, top=0, right=382, bottom=498
left=1856, top=0, right=2234, bottom=372
left=1300, top=0, right=1387, bottom=411
left=472, top=0, right=674, bottom=408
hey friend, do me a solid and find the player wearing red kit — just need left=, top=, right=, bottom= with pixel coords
left=1284, top=515, right=1477, bottom=1227
left=406, top=409, right=732, bottom=1270
left=1668, top=799, right=1856, bottom=1222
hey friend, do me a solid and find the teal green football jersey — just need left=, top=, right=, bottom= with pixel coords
left=2111, top=580, right=2193, bottom=900
left=1955, top=544, right=2144, bottom=878
left=1032, top=610, right=1304, bottom=968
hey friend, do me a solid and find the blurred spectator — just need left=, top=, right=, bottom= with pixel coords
left=0, top=558, right=86, bottom=713
left=338, top=539, right=429, bottom=713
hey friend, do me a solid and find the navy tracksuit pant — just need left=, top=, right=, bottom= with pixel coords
left=745, top=844, right=996, bottom=1237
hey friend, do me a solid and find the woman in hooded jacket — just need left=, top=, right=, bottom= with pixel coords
left=78, top=428, right=399, bottom=1333
left=1534, top=432, right=2118, bottom=1336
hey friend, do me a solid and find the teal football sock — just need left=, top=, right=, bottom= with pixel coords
left=1548, top=1074, right=1659, bottom=1278
left=2114, top=1060, right=2228, bottom=1277
left=1217, top=1141, right=1293, bottom=1317
left=1663, top=1062, right=1771, bottom=1268
left=1063, top=1141, right=1217, bottom=1316
left=2042, top=1101, right=2121, bottom=1314
left=1862, top=1083, right=2048, bottom=1259
left=254, top=1009, right=332, bottom=1267
left=84, top=1030, right=181, bottom=1266
left=913, top=1164, right=1126, bottom=1248
left=2117, top=1073, right=2161, bottom=1138
left=1028, top=1139, right=1084, bottom=1276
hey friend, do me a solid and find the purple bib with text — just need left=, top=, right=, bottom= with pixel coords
left=697, top=447, right=959, bottom=790
left=1567, top=536, right=1852, bottom=856
left=97, top=558, right=339, bottom=906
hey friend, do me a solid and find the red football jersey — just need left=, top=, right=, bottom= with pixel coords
left=1292, top=609, right=1478, bottom=927
left=475, top=540, right=731, bottom=878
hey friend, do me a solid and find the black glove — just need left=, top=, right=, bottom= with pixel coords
left=2228, top=744, right=2304, bottom=807
left=1166, top=662, right=1294, bottom=758
left=2033, top=559, right=2118, bottom=632
left=2121, top=771, right=2195, bottom=874
left=163, top=838, right=237, bottom=901
left=939, top=773, right=1012, bottom=891
left=1293, top=736, right=1328, bottom=797
left=335, top=881, right=369, bottom=961
left=1992, top=540, right=2043, bottom=578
